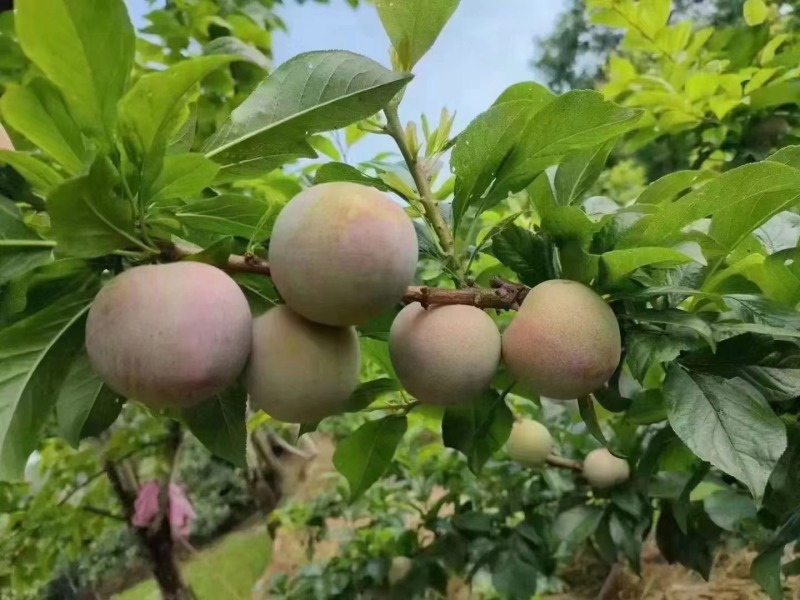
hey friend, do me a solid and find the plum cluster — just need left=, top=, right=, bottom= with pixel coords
left=85, top=182, right=625, bottom=485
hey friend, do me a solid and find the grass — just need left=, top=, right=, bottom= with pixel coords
left=114, top=525, right=272, bottom=600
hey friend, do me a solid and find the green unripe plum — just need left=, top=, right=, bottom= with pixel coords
left=388, top=303, right=501, bottom=405
left=269, top=183, right=418, bottom=326
left=502, top=279, right=621, bottom=400
left=247, top=305, right=360, bottom=423
left=86, top=262, right=252, bottom=408
left=388, top=556, right=413, bottom=586
left=582, top=448, right=630, bottom=488
left=506, top=419, right=553, bottom=467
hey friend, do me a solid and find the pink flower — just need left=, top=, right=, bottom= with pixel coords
left=131, top=481, right=195, bottom=539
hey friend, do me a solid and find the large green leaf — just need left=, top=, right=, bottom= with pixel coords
left=491, top=224, right=551, bottom=287
left=15, top=0, right=135, bottom=143
left=0, top=197, right=53, bottom=285
left=451, top=98, right=550, bottom=231
left=752, top=509, right=800, bottom=600
left=553, top=139, right=616, bottom=206
left=493, top=91, right=643, bottom=198
left=119, top=55, right=234, bottom=185
left=313, top=162, right=391, bottom=192
left=182, top=382, right=247, bottom=468
left=56, top=350, right=122, bottom=448
left=332, top=414, right=407, bottom=500
left=621, top=162, right=800, bottom=254
left=601, top=247, right=695, bottom=282
left=0, top=151, right=64, bottom=193
left=48, top=157, right=139, bottom=258
left=346, top=378, right=401, bottom=412
left=664, top=365, right=787, bottom=499
left=442, top=392, right=513, bottom=474
left=0, top=290, right=93, bottom=480
left=635, top=170, right=716, bottom=206
left=204, top=51, right=411, bottom=174
left=147, top=153, right=220, bottom=208
left=175, top=194, right=276, bottom=240
left=0, top=79, right=87, bottom=173
left=374, top=0, right=461, bottom=71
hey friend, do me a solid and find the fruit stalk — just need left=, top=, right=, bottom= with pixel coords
left=161, top=242, right=528, bottom=310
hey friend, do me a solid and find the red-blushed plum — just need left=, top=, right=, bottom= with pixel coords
left=247, top=305, right=360, bottom=423
left=388, top=303, right=501, bottom=405
left=269, top=183, right=418, bottom=327
left=85, top=262, right=252, bottom=408
left=502, top=280, right=621, bottom=400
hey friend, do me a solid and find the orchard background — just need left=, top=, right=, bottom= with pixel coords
left=3, top=0, right=800, bottom=599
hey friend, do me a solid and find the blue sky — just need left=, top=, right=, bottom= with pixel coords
left=125, top=0, right=564, bottom=158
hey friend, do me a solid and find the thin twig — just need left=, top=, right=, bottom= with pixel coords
left=162, top=242, right=528, bottom=310
left=545, top=454, right=583, bottom=472
left=383, top=105, right=459, bottom=270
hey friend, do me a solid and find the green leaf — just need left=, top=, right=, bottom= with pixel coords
left=332, top=414, right=407, bottom=500
left=119, top=55, right=234, bottom=184
left=491, top=225, right=551, bottom=287
left=664, top=365, right=787, bottom=499
left=147, top=153, right=220, bottom=207
left=182, top=382, right=247, bottom=468
left=16, top=0, right=134, bottom=142
left=554, top=139, right=616, bottom=206
left=183, top=237, right=234, bottom=268
left=636, top=170, right=716, bottom=206
left=620, top=163, right=800, bottom=254
left=768, top=146, right=800, bottom=170
left=629, top=309, right=716, bottom=352
left=204, top=36, right=269, bottom=69
left=494, top=91, right=643, bottom=198
left=0, top=198, right=53, bottom=286
left=175, top=194, right=276, bottom=240
left=656, top=505, right=716, bottom=580
left=0, top=151, right=63, bottom=193
left=451, top=98, right=552, bottom=231
left=442, top=391, right=513, bottom=474
left=0, top=290, right=93, bottom=480
left=56, top=350, right=122, bottom=448
left=48, top=157, right=139, bottom=258
left=347, top=378, right=401, bottom=412
left=744, top=0, right=769, bottom=26
left=313, top=162, right=391, bottom=192
left=374, top=0, right=461, bottom=71
left=0, top=80, right=87, bottom=173
left=204, top=51, right=411, bottom=173
left=703, top=489, right=757, bottom=532
left=493, top=82, right=555, bottom=107
left=625, top=331, right=689, bottom=383
left=577, top=395, right=615, bottom=450
left=752, top=509, right=800, bottom=600
left=601, top=247, right=694, bottom=282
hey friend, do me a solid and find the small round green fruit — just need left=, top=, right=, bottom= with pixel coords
left=269, top=183, right=418, bottom=326
left=582, top=448, right=630, bottom=488
left=388, top=556, right=413, bottom=586
left=506, top=419, right=553, bottom=467
left=388, top=303, right=501, bottom=405
left=502, top=279, right=621, bottom=400
left=85, top=262, right=252, bottom=408
left=247, top=305, right=360, bottom=423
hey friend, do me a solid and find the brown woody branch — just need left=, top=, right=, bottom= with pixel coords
left=161, top=242, right=528, bottom=310
left=545, top=454, right=583, bottom=472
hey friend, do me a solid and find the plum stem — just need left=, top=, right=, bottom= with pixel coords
left=383, top=105, right=459, bottom=272
left=161, top=242, right=528, bottom=310
left=545, top=454, right=583, bottom=472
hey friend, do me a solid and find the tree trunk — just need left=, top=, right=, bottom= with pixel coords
left=104, top=457, right=195, bottom=600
